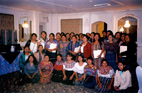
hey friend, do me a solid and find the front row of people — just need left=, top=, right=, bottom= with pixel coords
left=21, top=52, right=132, bottom=92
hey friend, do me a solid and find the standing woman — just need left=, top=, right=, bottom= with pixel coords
left=39, top=55, right=53, bottom=84
left=45, top=33, right=59, bottom=64
left=95, top=59, right=114, bottom=92
left=80, top=35, right=91, bottom=61
left=114, top=61, right=132, bottom=92
left=66, top=35, right=80, bottom=61
left=115, top=32, right=121, bottom=44
left=90, top=32, right=95, bottom=43
left=58, top=35, right=69, bottom=61
left=76, top=34, right=80, bottom=42
left=62, top=53, right=76, bottom=85
left=119, top=33, right=126, bottom=46
left=52, top=54, right=64, bottom=82
left=104, top=34, right=118, bottom=71
left=73, top=55, right=87, bottom=85
left=66, top=33, right=70, bottom=42
left=83, top=57, right=98, bottom=89
left=25, top=33, right=39, bottom=53
left=38, top=31, right=48, bottom=50
left=91, top=33, right=104, bottom=68
left=24, top=55, right=39, bottom=83
left=34, top=45, right=44, bottom=64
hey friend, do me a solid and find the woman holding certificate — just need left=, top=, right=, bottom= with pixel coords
left=104, top=34, right=118, bottom=71
left=66, top=35, right=80, bottom=61
left=45, top=33, right=59, bottom=64
left=80, top=35, right=91, bottom=61
left=91, top=33, right=104, bottom=68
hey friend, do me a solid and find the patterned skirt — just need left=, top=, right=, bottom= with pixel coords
left=25, top=73, right=40, bottom=83
left=51, top=69, right=63, bottom=82
left=62, top=70, right=74, bottom=85
left=106, top=52, right=117, bottom=71
left=40, top=71, right=52, bottom=84
left=83, top=75, right=96, bottom=89
left=93, top=58, right=103, bottom=68
left=95, top=77, right=112, bottom=92
left=73, top=73, right=84, bottom=86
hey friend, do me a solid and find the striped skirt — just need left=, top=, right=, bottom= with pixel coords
left=95, top=77, right=112, bottom=92
left=73, top=73, right=84, bottom=86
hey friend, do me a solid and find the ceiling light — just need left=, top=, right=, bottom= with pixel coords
left=22, top=21, right=29, bottom=28
left=94, top=3, right=111, bottom=7
left=120, top=27, right=124, bottom=32
left=124, top=20, right=130, bottom=28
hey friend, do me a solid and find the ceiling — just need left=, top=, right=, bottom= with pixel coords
left=0, top=0, right=142, bottom=14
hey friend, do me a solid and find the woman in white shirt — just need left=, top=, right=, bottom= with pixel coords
left=73, top=55, right=87, bottom=85
left=114, top=61, right=132, bottom=92
left=95, top=59, right=114, bottom=92
left=25, top=33, right=39, bottom=53
left=62, top=53, right=76, bottom=85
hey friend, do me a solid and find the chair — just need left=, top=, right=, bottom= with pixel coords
left=136, top=66, right=142, bottom=93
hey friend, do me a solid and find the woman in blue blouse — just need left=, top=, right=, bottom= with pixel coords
left=24, top=55, right=39, bottom=83
left=66, top=35, right=80, bottom=61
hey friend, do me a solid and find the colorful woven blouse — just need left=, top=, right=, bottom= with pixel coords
left=84, top=65, right=97, bottom=77
left=54, top=61, right=63, bottom=71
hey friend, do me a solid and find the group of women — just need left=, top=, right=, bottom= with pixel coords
left=18, top=30, right=137, bottom=92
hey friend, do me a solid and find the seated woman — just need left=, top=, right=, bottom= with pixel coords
left=39, top=55, right=53, bottom=84
left=52, top=54, right=64, bottom=82
left=83, top=57, right=97, bottom=89
left=34, top=45, right=44, bottom=64
left=24, top=55, right=39, bottom=83
left=62, top=53, right=76, bottom=85
left=73, top=55, right=87, bottom=85
left=19, top=46, right=33, bottom=74
left=114, top=61, right=132, bottom=92
left=95, top=59, right=114, bottom=92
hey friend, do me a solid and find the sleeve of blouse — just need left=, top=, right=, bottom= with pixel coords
left=97, top=70, right=100, bottom=77
left=109, top=69, right=115, bottom=78
left=63, top=64, right=66, bottom=70
left=44, top=41, right=48, bottom=48
left=114, top=70, right=118, bottom=87
left=73, top=64, right=77, bottom=72
left=36, top=65, right=39, bottom=73
left=24, top=65, right=28, bottom=75
left=56, top=40, right=59, bottom=47
left=51, top=63, right=53, bottom=71
left=84, top=66, right=87, bottom=73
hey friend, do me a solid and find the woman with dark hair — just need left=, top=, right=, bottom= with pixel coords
left=66, top=33, right=70, bottom=42
left=25, top=33, right=39, bottom=53
left=119, top=33, right=126, bottom=46
left=38, top=31, right=48, bottom=49
left=90, top=32, right=95, bottom=43
left=101, top=30, right=107, bottom=43
left=115, top=32, right=121, bottom=44
left=91, top=33, right=104, bottom=68
left=62, top=53, right=76, bottom=85
left=45, top=33, right=59, bottom=63
left=73, top=55, right=87, bottom=85
left=58, top=35, right=69, bottom=61
left=66, top=35, right=80, bottom=61
left=52, top=54, right=64, bottom=82
left=83, top=57, right=97, bottom=89
left=76, top=34, right=80, bottom=42
left=114, top=61, right=132, bottom=92
left=34, top=45, right=44, bottom=63
left=19, top=46, right=33, bottom=74
left=56, top=32, right=61, bottom=43
left=104, top=34, right=118, bottom=71
left=24, top=55, right=39, bottom=83
left=119, top=34, right=137, bottom=72
left=70, top=32, right=75, bottom=40
left=39, top=55, right=53, bottom=84
left=80, top=35, right=91, bottom=61
left=95, top=59, right=114, bottom=92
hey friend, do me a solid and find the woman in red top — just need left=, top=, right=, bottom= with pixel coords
left=80, top=35, right=91, bottom=61
left=51, top=54, right=64, bottom=82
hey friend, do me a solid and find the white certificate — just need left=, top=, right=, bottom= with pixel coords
left=93, top=50, right=104, bottom=58
left=120, top=46, right=127, bottom=53
left=74, top=46, right=80, bottom=53
left=50, top=43, right=57, bottom=53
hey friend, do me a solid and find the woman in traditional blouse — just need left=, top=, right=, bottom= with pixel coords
left=73, top=55, right=87, bottom=85
left=45, top=33, right=59, bottom=64
left=19, top=46, right=33, bottom=74
left=83, top=57, right=98, bottom=89
left=25, top=33, right=39, bottom=53
left=91, top=33, right=104, bottom=68
left=37, top=31, right=48, bottom=50
left=80, top=35, right=91, bottom=61
left=66, top=35, right=80, bottom=61
left=104, top=34, right=118, bottom=71
left=114, top=61, right=132, bottom=92
left=62, top=53, right=76, bottom=85
left=34, top=45, right=44, bottom=64
left=24, top=55, right=39, bottom=83
left=95, top=59, right=114, bottom=92
left=52, top=54, right=64, bottom=82
left=39, top=55, right=53, bottom=84
left=58, top=35, right=69, bottom=61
